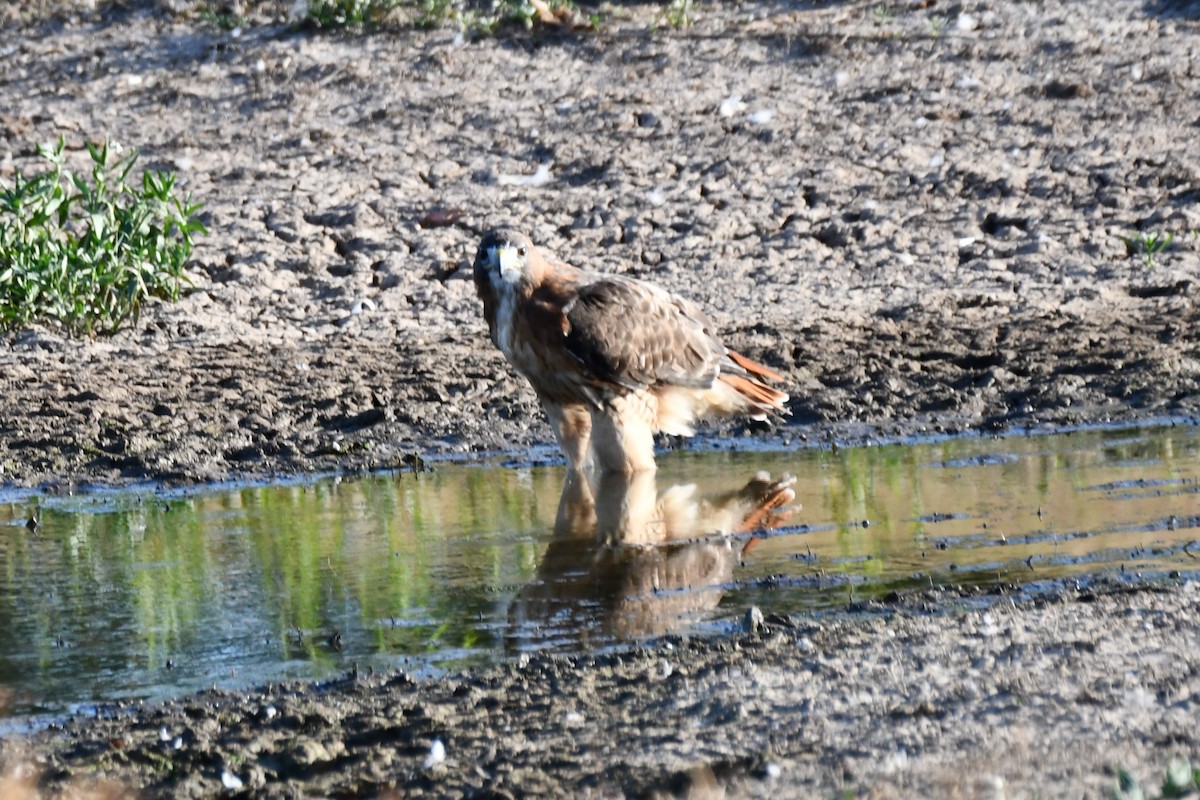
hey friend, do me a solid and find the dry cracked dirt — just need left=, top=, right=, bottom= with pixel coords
left=1, top=0, right=1199, bottom=797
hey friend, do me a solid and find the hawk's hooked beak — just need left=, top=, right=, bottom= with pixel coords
left=489, top=245, right=523, bottom=284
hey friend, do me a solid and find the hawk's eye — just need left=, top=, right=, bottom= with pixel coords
left=516, top=245, right=527, bottom=257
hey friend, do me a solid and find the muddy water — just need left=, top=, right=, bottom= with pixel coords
left=1, top=425, right=1197, bottom=719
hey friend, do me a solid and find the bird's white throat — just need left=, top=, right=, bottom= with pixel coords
left=495, top=285, right=518, bottom=360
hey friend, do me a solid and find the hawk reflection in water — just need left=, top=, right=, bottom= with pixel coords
left=509, top=470, right=797, bottom=645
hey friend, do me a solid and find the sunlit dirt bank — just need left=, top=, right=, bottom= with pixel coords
left=1, top=0, right=1199, bottom=796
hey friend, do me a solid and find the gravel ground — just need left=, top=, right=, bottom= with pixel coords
left=2, top=0, right=1200, bottom=796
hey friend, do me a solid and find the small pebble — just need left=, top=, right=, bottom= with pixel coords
left=718, top=95, right=746, bottom=117
left=424, top=739, right=446, bottom=768
left=743, top=606, right=765, bottom=634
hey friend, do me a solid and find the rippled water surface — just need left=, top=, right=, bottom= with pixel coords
left=1, top=425, right=1198, bottom=718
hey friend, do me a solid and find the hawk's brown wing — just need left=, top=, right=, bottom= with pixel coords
left=562, top=276, right=725, bottom=392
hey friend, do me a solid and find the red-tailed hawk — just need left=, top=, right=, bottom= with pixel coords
left=473, top=228, right=789, bottom=473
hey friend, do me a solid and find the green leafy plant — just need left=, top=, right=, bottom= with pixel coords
left=196, top=6, right=244, bottom=29
left=1161, top=757, right=1200, bottom=798
left=414, top=0, right=456, bottom=28
left=661, top=0, right=692, bottom=28
left=304, top=0, right=578, bottom=32
left=1112, top=758, right=1200, bottom=800
left=306, top=0, right=403, bottom=27
left=0, top=138, right=205, bottom=336
left=416, top=0, right=581, bottom=32
left=1122, top=230, right=1175, bottom=269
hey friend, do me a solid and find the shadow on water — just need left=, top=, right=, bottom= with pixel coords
left=1, top=424, right=1199, bottom=720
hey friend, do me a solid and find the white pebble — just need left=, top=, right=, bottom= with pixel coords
left=174, top=156, right=193, bottom=171
left=956, top=75, right=982, bottom=90
left=125, top=74, right=143, bottom=86
left=719, top=95, right=747, bottom=117
left=1131, top=63, right=1144, bottom=81
left=221, top=771, right=243, bottom=790
left=497, top=162, right=553, bottom=188
left=956, top=13, right=977, bottom=31
left=834, top=70, right=850, bottom=88
left=928, top=152, right=945, bottom=169
left=424, top=739, right=446, bottom=768
left=564, top=711, right=585, bottom=725
left=766, top=762, right=782, bottom=779
left=173, top=737, right=183, bottom=750
left=886, top=749, right=911, bottom=771
left=350, top=298, right=375, bottom=315
left=646, top=188, right=666, bottom=207
left=255, top=58, right=267, bottom=73
left=748, top=108, right=776, bottom=125
left=159, top=727, right=171, bottom=742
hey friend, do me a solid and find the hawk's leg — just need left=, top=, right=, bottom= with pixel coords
left=543, top=401, right=593, bottom=472
left=590, top=393, right=657, bottom=474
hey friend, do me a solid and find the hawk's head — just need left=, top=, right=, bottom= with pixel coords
left=475, top=227, right=536, bottom=292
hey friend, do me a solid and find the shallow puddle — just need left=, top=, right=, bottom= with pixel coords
left=1, top=424, right=1198, bottom=719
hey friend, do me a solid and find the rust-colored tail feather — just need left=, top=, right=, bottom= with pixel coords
left=720, top=348, right=789, bottom=415
left=727, top=349, right=785, bottom=383
left=718, top=373, right=790, bottom=416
